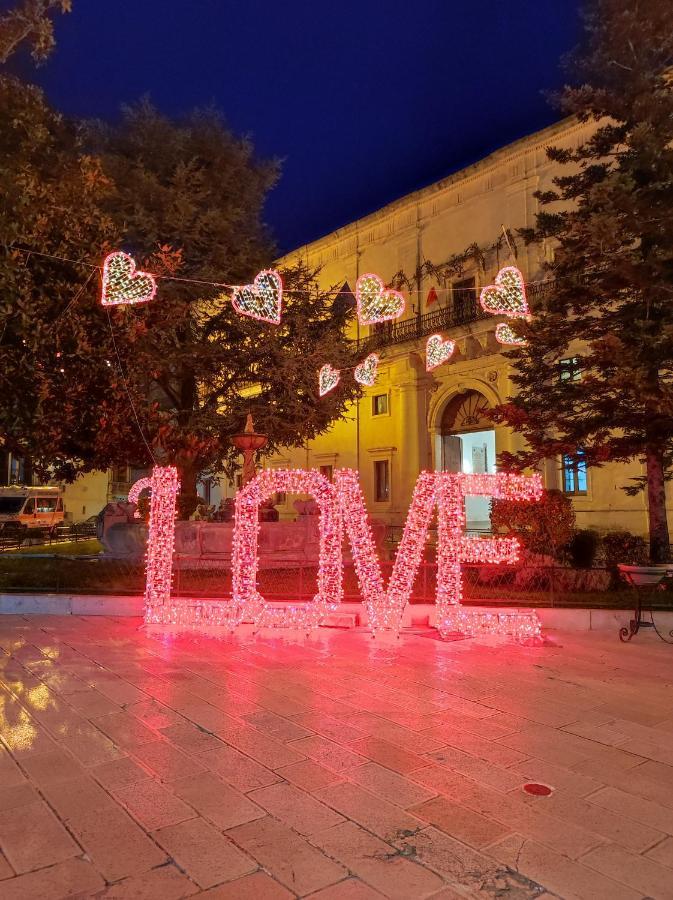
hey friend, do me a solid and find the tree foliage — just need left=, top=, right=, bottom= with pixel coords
left=489, top=0, right=673, bottom=561
left=0, top=0, right=71, bottom=63
left=491, top=490, right=576, bottom=560
left=0, top=83, right=360, bottom=514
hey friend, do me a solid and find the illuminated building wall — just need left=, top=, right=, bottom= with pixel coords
left=267, top=116, right=671, bottom=537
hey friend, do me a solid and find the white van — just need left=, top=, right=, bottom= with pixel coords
left=0, top=486, right=65, bottom=535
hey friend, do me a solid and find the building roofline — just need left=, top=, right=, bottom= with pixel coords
left=280, top=115, right=581, bottom=261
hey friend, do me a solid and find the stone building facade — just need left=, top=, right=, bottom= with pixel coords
left=266, top=115, right=671, bottom=537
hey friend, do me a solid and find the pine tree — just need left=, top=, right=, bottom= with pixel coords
left=491, top=0, right=673, bottom=562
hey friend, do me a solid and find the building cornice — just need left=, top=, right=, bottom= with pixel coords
left=279, top=116, right=585, bottom=264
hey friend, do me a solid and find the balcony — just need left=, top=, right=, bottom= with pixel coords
left=354, top=280, right=553, bottom=354
left=355, top=298, right=489, bottom=355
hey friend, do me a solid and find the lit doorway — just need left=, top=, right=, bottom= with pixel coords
left=439, top=391, right=496, bottom=532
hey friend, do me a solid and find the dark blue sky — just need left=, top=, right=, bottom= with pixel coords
left=34, top=0, right=582, bottom=252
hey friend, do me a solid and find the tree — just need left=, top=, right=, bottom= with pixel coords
left=0, top=74, right=122, bottom=482
left=489, top=0, right=673, bottom=562
left=0, top=0, right=71, bottom=63
left=0, top=89, right=360, bottom=514
left=491, top=490, right=575, bottom=561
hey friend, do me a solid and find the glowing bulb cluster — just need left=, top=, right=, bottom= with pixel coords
left=233, top=469, right=342, bottom=630
left=356, top=273, right=405, bottom=325
left=140, top=466, right=543, bottom=641
left=141, top=466, right=180, bottom=623
left=319, top=354, right=380, bottom=399
left=495, top=322, right=526, bottom=346
left=439, top=608, right=541, bottom=640
left=127, top=476, right=152, bottom=519
left=426, top=334, right=456, bottom=371
left=479, top=265, right=530, bottom=318
left=433, top=472, right=541, bottom=639
left=319, top=364, right=340, bottom=396
left=354, top=353, right=379, bottom=386
left=101, top=251, right=157, bottom=307
left=231, top=269, right=283, bottom=324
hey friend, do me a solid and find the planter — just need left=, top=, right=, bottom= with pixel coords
left=617, top=564, right=673, bottom=587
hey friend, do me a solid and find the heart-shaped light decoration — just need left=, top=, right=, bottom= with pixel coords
left=101, top=251, right=157, bottom=306
left=479, top=265, right=529, bottom=318
left=426, top=334, right=455, bottom=371
left=319, top=364, right=340, bottom=397
left=495, top=322, right=526, bottom=346
left=231, top=269, right=283, bottom=324
left=356, top=273, right=405, bottom=325
left=354, top=353, right=379, bottom=386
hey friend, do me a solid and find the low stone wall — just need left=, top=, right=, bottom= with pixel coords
left=102, top=518, right=387, bottom=568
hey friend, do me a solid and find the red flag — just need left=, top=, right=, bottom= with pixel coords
left=426, top=287, right=438, bottom=307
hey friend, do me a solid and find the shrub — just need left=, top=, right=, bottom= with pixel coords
left=568, top=529, right=600, bottom=568
left=490, top=489, right=575, bottom=561
left=602, top=531, right=648, bottom=567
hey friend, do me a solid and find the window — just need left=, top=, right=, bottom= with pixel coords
left=9, top=457, right=24, bottom=485
left=112, top=465, right=129, bottom=483
left=559, top=357, right=581, bottom=383
left=563, top=452, right=588, bottom=495
left=452, top=277, right=476, bottom=321
left=23, top=499, right=34, bottom=514
left=372, top=394, right=388, bottom=416
left=36, top=497, right=57, bottom=513
left=374, top=460, right=390, bottom=502
left=319, top=465, right=333, bottom=481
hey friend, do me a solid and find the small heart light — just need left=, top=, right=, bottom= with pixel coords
left=426, top=334, right=455, bottom=371
left=101, top=251, right=157, bottom=306
left=356, top=273, right=405, bottom=325
left=319, top=364, right=340, bottom=397
left=479, top=265, right=530, bottom=318
left=495, top=322, right=526, bottom=346
left=354, top=353, right=379, bottom=386
left=232, top=269, right=283, bottom=324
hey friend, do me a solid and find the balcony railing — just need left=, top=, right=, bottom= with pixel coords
left=354, top=280, right=554, bottom=354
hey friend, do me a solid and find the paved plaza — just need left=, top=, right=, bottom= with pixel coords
left=0, top=617, right=671, bottom=899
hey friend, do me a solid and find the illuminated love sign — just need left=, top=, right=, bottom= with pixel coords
left=137, top=466, right=542, bottom=639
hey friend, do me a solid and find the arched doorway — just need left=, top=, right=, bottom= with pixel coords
left=440, top=390, right=495, bottom=531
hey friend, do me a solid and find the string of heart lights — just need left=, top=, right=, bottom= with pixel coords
left=101, top=252, right=157, bottom=306
left=319, top=353, right=380, bottom=396
left=426, top=334, right=455, bottom=371
left=480, top=264, right=530, bottom=347
left=231, top=269, right=283, bottom=325
left=101, top=251, right=284, bottom=324
left=102, top=252, right=533, bottom=355
left=495, top=322, right=526, bottom=346
left=356, top=273, right=405, bottom=325
left=136, top=466, right=543, bottom=641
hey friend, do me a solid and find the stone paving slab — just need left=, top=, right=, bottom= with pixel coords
left=0, top=616, right=670, bottom=898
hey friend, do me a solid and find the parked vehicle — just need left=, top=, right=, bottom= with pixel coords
left=0, top=486, right=65, bottom=536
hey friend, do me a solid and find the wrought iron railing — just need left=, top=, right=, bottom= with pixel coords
left=354, top=280, right=555, bottom=354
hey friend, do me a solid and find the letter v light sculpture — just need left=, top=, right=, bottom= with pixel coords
left=334, top=468, right=543, bottom=639
left=334, top=469, right=437, bottom=636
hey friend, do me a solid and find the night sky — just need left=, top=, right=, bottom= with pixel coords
left=33, top=1, right=582, bottom=252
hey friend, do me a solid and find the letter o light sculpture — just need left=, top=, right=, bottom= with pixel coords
left=232, top=469, right=343, bottom=630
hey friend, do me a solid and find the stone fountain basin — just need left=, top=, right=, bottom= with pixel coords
left=102, top=518, right=386, bottom=567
